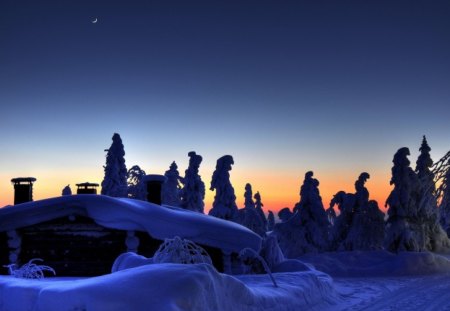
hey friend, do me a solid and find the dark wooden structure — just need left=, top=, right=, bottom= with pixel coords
left=143, top=174, right=167, bottom=205
left=0, top=195, right=261, bottom=276
left=18, top=216, right=127, bottom=276
left=76, top=182, right=99, bottom=194
left=11, top=177, right=36, bottom=205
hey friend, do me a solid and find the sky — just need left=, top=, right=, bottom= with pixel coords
left=1, top=0, right=449, bottom=214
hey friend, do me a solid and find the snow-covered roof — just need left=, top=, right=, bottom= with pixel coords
left=0, top=195, right=261, bottom=253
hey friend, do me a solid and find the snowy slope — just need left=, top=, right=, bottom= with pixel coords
left=0, top=264, right=336, bottom=311
left=0, top=195, right=261, bottom=254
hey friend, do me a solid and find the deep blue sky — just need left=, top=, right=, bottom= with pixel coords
left=1, top=0, right=450, bottom=209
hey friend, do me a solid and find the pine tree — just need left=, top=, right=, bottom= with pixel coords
left=208, top=155, right=238, bottom=221
left=244, top=183, right=255, bottom=209
left=162, top=161, right=182, bottom=207
left=180, top=152, right=205, bottom=213
left=333, top=173, right=385, bottom=251
left=127, top=165, right=146, bottom=200
left=254, top=191, right=268, bottom=230
left=414, top=136, right=449, bottom=251
left=384, top=147, right=421, bottom=251
left=237, top=183, right=266, bottom=236
left=101, top=133, right=128, bottom=197
left=274, top=171, right=329, bottom=257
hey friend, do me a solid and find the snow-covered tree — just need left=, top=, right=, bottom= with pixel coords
left=208, top=155, right=238, bottom=221
left=274, top=171, right=329, bottom=257
left=267, top=211, right=275, bottom=231
left=278, top=208, right=293, bottom=222
left=254, top=191, right=268, bottom=230
left=62, top=185, right=72, bottom=196
left=162, top=161, right=182, bottom=207
left=440, top=166, right=450, bottom=237
left=347, top=200, right=385, bottom=250
left=414, top=136, right=449, bottom=250
left=244, top=183, right=255, bottom=209
left=329, top=173, right=385, bottom=251
left=180, top=152, right=205, bottom=213
left=101, top=133, right=128, bottom=197
left=384, top=147, right=422, bottom=252
left=329, top=191, right=356, bottom=250
left=127, top=165, right=146, bottom=200
left=385, top=141, right=449, bottom=252
left=237, top=183, right=266, bottom=236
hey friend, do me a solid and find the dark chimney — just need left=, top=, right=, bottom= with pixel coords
left=11, top=177, right=36, bottom=205
left=142, top=175, right=167, bottom=205
left=76, top=182, right=99, bottom=194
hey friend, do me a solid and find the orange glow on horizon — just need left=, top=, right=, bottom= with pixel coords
left=0, top=167, right=393, bottom=216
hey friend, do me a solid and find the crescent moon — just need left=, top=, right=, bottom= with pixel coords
left=92, top=18, right=98, bottom=24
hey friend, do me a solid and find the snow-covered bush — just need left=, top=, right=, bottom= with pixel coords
left=208, top=155, right=238, bottom=221
left=61, top=185, right=72, bottom=196
left=153, top=236, right=212, bottom=265
left=4, top=258, right=55, bottom=279
left=180, top=152, right=205, bottom=213
left=239, top=247, right=278, bottom=287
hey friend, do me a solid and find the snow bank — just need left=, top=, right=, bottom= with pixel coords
left=0, top=264, right=336, bottom=311
left=299, top=251, right=450, bottom=277
left=0, top=195, right=261, bottom=254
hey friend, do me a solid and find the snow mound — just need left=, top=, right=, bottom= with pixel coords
left=299, top=251, right=450, bottom=277
left=0, top=264, right=337, bottom=311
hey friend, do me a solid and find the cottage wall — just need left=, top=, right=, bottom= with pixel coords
left=16, top=216, right=127, bottom=276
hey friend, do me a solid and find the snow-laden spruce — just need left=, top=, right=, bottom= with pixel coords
left=254, top=191, right=268, bottom=230
left=101, top=133, right=128, bottom=197
left=162, top=161, right=182, bottom=207
left=274, top=171, right=330, bottom=257
left=329, top=173, right=385, bottom=251
left=180, top=152, right=205, bottom=213
left=237, top=183, right=267, bottom=236
left=208, top=155, right=238, bottom=221
left=385, top=140, right=450, bottom=252
left=127, top=165, right=146, bottom=200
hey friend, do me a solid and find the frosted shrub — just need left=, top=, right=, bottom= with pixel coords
left=153, top=236, right=212, bottom=265
left=4, top=258, right=55, bottom=279
left=239, top=248, right=278, bottom=287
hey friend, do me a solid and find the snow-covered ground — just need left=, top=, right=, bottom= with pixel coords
left=1, top=251, right=450, bottom=311
left=0, top=264, right=336, bottom=311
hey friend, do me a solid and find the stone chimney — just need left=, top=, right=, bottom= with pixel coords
left=11, top=177, right=36, bottom=205
left=142, top=175, right=167, bottom=205
left=76, top=182, right=99, bottom=194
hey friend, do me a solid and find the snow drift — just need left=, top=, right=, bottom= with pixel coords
left=0, top=264, right=336, bottom=311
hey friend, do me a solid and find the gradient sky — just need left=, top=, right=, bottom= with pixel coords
left=1, top=0, right=449, bottom=214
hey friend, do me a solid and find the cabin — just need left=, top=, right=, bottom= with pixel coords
left=0, top=194, right=261, bottom=277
